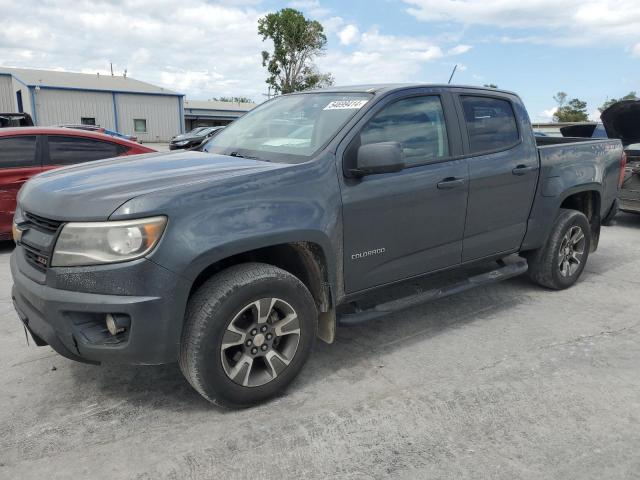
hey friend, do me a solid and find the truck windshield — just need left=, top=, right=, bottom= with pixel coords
left=202, top=92, right=372, bottom=163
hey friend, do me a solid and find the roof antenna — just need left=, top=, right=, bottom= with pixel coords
left=448, top=64, right=458, bottom=84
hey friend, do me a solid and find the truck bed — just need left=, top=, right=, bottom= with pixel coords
left=535, top=136, right=622, bottom=216
left=535, top=135, right=602, bottom=146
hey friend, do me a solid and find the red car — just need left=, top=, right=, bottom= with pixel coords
left=0, top=127, right=155, bottom=240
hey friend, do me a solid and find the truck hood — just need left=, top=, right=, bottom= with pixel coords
left=19, top=150, right=286, bottom=221
left=601, top=100, right=640, bottom=146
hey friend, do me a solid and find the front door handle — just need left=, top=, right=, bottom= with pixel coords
left=437, top=177, right=465, bottom=189
left=512, top=165, right=537, bottom=175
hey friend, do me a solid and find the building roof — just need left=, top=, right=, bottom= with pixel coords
left=184, top=99, right=256, bottom=112
left=0, top=66, right=181, bottom=96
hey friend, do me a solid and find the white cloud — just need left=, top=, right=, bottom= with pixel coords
left=288, top=0, right=330, bottom=18
left=632, top=43, right=640, bottom=57
left=321, top=16, right=346, bottom=35
left=403, top=0, right=640, bottom=52
left=539, top=107, right=558, bottom=121
left=0, top=0, right=474, bottom=99
left=338, top=24, right=360, bottom=45
left=0, top=0, right=268, bottom=100
left=317, top=28, right=469, bottom=84
left=448, top=44, right=472, bottom=55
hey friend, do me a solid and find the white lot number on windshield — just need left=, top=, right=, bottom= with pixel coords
left=323, top=100, right=369, bottom=110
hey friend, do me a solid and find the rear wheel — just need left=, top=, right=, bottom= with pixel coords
left=179, top=263, right=317, bottom=407
left=526, top=209, right=591, bottom=290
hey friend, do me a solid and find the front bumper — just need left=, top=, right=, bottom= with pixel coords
left=10, top=247, right=191, bottom=365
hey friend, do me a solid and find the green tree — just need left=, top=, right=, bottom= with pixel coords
left=258, top=8, right=333, bottom=94
left=553, top=91, right=567, bottom=108
left=599, top=91, right=637, bottom=113
left=213, top=96, right=254, bottom=103
left=483, top=84, right=498, bottom=89
left=554, top=98, right=589, bottom=122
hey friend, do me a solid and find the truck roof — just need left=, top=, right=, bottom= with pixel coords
left=303, top=83, right=518, bottom=97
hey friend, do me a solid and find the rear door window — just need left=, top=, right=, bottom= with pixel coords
left=46, top=136, right=124, bottom=166
left=0, top=136, right=38, bottom=168
left=461, top=96, right=520, bottom=154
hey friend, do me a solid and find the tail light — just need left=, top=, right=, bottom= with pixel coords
left=619, top=152, right=628, bottom=188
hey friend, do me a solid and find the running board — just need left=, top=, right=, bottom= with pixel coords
left=339, top=259, right=528, bottom=325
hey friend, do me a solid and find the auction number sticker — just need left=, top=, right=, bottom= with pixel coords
left=324, top=99, right=369, bottom=110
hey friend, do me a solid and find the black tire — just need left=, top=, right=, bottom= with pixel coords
left=525, top=209, right=591, bottom=290
left=179, top=263, right=317, bottom=408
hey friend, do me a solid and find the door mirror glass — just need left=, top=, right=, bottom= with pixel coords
left=354, top=141, right=405, bottom=176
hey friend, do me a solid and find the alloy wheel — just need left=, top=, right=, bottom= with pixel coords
left=558, top=225, right=585, bottom=277
left=220, top=298, right=301, bottom=387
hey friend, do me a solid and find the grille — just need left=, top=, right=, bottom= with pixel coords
left=24, top=212, right=63, bottom=234
left=22, top=242, right=50, bottom=272
left=20, top=212, right=64, bottom=272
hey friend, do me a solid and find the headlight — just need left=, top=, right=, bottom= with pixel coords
left=175, top=140, right=189, bottom=146
left=51, top=216, right=167, bottom=267
left=12, top=207, right=24, bottom=243
left=12, top=221, right=22, bottom=243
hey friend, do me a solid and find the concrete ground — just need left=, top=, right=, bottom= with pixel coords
left=1, top=215, right=640, bottom=479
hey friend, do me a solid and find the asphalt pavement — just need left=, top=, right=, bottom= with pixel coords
left=1, top=214, right=639, bottom=479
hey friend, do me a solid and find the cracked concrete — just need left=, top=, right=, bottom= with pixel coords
left=2, top=214, right=640, bottom=479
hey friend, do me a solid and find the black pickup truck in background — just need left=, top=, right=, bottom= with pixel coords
left=11, top=84, right=625, bottom=407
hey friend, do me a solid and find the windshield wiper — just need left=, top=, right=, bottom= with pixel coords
left=229, top=151, right=262, bottom=160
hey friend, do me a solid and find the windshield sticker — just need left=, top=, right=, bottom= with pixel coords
left=323, top=100, right=369, bottom=111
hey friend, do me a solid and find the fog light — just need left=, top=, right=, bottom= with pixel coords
left=105, top=314, right=126, bottom=336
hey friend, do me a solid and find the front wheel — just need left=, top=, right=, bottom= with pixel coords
left=525, top=209, right=591, bottom=290
left=179, top=263, right=317, bottom=408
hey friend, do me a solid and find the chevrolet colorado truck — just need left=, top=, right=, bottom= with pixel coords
left=10, top=85, right=625, bottom=407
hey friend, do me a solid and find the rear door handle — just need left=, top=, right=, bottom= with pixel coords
left=437, top=177, right=466, bottom=189
left=512, top=165, right=537, bottom=175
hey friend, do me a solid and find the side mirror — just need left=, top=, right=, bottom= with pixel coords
left=352, top=142, right=405, bottom=177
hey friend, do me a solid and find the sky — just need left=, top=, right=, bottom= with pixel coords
left=1, top=0, right=639, bottom=121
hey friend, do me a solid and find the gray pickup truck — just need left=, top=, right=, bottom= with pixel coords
left=10, top=85, right=624, bottom=407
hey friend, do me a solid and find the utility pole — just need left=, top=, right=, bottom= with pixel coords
left=110, top=62, right=114, bottom=76
left=262, top=86, right=272, bottom=100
